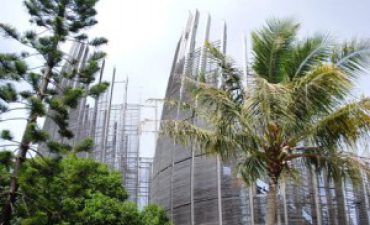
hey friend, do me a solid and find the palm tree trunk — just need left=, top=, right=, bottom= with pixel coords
left=334, top=179, right=348, bottom=225
left=266, top=179, right=278, bottom=225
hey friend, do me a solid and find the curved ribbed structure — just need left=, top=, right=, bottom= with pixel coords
left=151, top=11, right=250, bottom=225
left=151, top=11, right=370, bottom=225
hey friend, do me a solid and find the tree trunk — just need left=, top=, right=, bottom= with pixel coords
left=266, top=179, right=278, bottom=225
left=334, top=179, right=348, bottom=225
left=0, top=67, right=51, bottom=225
left=322, top=169, right=338, bottom=225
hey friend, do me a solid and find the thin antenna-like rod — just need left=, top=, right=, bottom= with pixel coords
left=198, top=14, right=211, bottom=76
left=242, top=33, right=249, bottom=87
left=216, top=20, right=227, bottom=225
left=89, top=59, right=106, bottom=158
left=218, top=20, right=227, bottom=88
left=102, top=67, right=116, bottom=162
left=182, top=10, right=199, bottom=78
left=99, top=59, right=105, bottom=83
left=221, top=20, right=227, bottom=54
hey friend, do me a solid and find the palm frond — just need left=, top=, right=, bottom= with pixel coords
left=252, top=18, right=299, bottom=83
left=333, top=39, right=370, bottom=77
left=285, top=34, right=332, bottom=80
left=301, top=152, right=367, bottom=184
left=280, top=166, right=301, bottom=183
left=238, top=153, right=267, bottom=186
left=206, top=42, right=244, bottom=103
left=308, top=98, right=370, bottom=148
left=161, top=120, right=239, bottom=159
left=243, top=77, right=292, bottom=133
left=193, top=79, right=242, bottom=124
left=286, top=65, right=353, bottom=139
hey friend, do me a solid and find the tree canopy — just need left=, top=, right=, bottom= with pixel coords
left=0, top=0, right=109, bottom=223
left=0, top=153, right=171, bottom=225
left=163, top=18, right=370, bottom=225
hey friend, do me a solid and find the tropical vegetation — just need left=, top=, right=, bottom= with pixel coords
left=0, top=1, right=172, bottom=224
left=0, top=152, right=171, bottom=225
left=0, top=0, right=109, bottom=223
left=163, top=18, right=370, bottom=225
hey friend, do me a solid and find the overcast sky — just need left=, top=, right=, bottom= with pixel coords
left=1, top=0, right=370, bottom=157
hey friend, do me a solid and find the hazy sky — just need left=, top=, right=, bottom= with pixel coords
left=1, top=0, right=370, bottom=157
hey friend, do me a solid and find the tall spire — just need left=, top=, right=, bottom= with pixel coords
left=198, top=13, right=211, bottom=75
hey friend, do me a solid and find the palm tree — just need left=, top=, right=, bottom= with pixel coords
left=163, top=18, right=370, bottom=225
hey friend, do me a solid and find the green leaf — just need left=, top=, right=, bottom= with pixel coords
left=90, top=51, right=106, bottom=61
left=0, top=23, right=19, bottom=39
left=79, top=60, right=100, bottom=84
left=88, top=81, right=109, bottom=97
left=75, top=33, right=88, bottom=41
left=62, top=87, right=84, bottom=108
left=15, top=60, right=28, bottom=75
left=1, top=130, right=14, bottom=141
left=29, top=96, right=46, bottom=117
left=58, top=128, right=74, bottom=139
left=19, top=91, right=33, bottom=99
left=251, top=18, right=299, bottom=83
left=89, top=37, right=108, bottom=47
left=73, top=138, right=94, bottom=153
left=25, top=123, right=49, bottom=143
left=24, top=30, right=37, bottom=41
left=0, top=83, right=18, bottom=102
left=27, top=72, right=41, bottom=90
left=47, top=141, right=72, bottom=154
left=0, top=151, right=14, bottom=167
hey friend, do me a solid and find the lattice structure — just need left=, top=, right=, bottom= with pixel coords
left=138, top=157, right=153, bottom=209
left=151, top=11, right=370, bottom=225
left=40, top=44, right=153, bottom=208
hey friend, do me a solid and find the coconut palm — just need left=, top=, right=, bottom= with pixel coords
left=163, top=18, right=370, bottom=225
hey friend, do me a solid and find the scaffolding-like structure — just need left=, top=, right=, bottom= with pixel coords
left=40, top=43, right=153, bottom=208
left=151, top=11, right=370, bottom=225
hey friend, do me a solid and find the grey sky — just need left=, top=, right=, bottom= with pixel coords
left=1, top=0, right=370, bottom=157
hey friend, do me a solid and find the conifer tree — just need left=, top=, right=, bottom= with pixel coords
left=0, top=0, right=108, bottom=224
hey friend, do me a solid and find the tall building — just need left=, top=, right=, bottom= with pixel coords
left=151, top=11, right=370, bottom=225
left=40, top=42, right=153, bottom=208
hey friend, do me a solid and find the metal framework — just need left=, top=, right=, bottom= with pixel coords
left=39, top=43, right=153, bottom=208
left=151, top=11, right=370, bottom=225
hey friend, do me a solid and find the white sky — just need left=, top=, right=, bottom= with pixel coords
left=1, top=0, right=370, bottom=157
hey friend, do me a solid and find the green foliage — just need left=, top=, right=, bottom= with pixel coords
left=0, top=130, right=14, bottom=141
left=28, top=96, right=46, bottom=117
left=164, top=17, right=370, bottom=191
left=0, top=0, right=110, bottom=224
left=24, top=122, right=49, bottom=143
left=73, top=138, right=94, bottom=153
left=0, top=150, right=14, bottom=169
left=0, top=152, right=171, bottom=225
left=0, top=23, right=19, bottom=39
left=251, top=18, right=299, bottom=83
left=75, top=33, right=88, bottom=41
left=0, top=83, right=18, bottom=103
left=11, top=155, right=171, bottom=225
left=89, top=37, right=109, bottom=47
left=47, top=141, right=72, bottom=154
left=90, top=51, right=107, bottom=61
left=80, top=195, right=142, bottom=225
left=26, top=72, right=40, bottom=90
left=79, top=60, right=100, bottom=84
left=61, top=87, right=84, bottom=108
left=141, top=204, right=173, bottom=225
left=16, top=155, right=128, bottom=224
left=88, top=81, right=109, bottom=98
left=0, top=151, right=13, bottom=212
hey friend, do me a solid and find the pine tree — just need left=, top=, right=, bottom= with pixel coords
left=0, top=1, right=108, bottom=224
